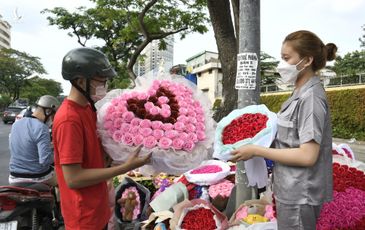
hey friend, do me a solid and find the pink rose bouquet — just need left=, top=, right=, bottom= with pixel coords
left=95, top=73, right=215, bottom=175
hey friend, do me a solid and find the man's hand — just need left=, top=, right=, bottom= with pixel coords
left=125, top=145, right=152, bottom=171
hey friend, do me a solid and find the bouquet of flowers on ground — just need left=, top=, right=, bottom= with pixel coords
left=170, top=199, right=228, bottom=230
left=316, top=153, right=365, bottom=229
left=96, top=73, right=216, bottom=175
left=213, top=104, right=277, bottom=188
left=115, top=177, right=151, bottom=227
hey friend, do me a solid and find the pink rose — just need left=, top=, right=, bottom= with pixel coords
left=196, top=115, right=205, bottom=122
left=113, top=118, right=123, bottom=129
left=196, top=122, right=205, bottom=131
left=196, top=130, right=206, bottom=141
left=106, top=106, right=116, bottom=113
left=143, top=136, right=157, bottom=149
left=103, top=120, right=113, bottom=130
left=137, top=92, right=148, bottom=100
left=183, top=140, right=195, bottom=152
left=158, top=96, right=169, bottom=104
left=178, top=101, right=187, bottom=108
left=161, top=104, right=170, bottom=110
left=165, top=130, right=178, bottom=139
left=149, top=106, right=160, bottom=115
left=147, top=89, right=156, bottom=96
left=194, top=106, right=204, bottom=114
left=140, top=119, right=151, bottom=128
left=122, top=111, right=135, bottom=122
left=139, top=127, right=153, bottom=137
left=116, top=105, right=127, bottom=113
left=193, top=101, right=201, bottom=107
left=172, top=138, right=184, bottom=150
left=186, top=133, right=198, bottom=143
left=104, top=113, right=114, bottom=121
left=120, top=123, right=131, bottom=133
left=162, top=123, right=174, bottom=131
left=144, top=101, right=154, bottom=110
left=160, top=108, right=171, bottom=118
left=179, top=132, right=189, bottom=141
left=122, top=133, right=134, bottom=146
left=177, top=115, right=188, bottom=123
left=151, top=121, right=163, bottom=130
left=153, top=129, right=164, bottom=139
left=113, top=112, right=123, bottom=119
left=188, top=117, right=197, bottom=124
left=174, top=122, right=185, bottom=131
left=132, top=134, right=144, bottom=146
left=160, top=80, right=170, bottom=88
left=187, top=110, right=196, bottom=118
left=130, top=118, right=142, bottom=126
left=185, top=124, right=196, bottom=133
left=111, top=99, right=119, bottom=106
left=178, top=107, right=188, bottom=115
left=112, top=130, right=123, bottom=142
left=158, top=137, right=172, bottom=149
left=130, top=126, right=140, bottom=134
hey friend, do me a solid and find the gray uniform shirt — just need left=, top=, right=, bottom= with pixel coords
left=273, top=76, right=333, bottom=205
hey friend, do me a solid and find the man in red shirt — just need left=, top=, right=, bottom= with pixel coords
left=53, top=47, right=151, bottom=230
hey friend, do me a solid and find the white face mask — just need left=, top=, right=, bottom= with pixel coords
left=90, top=85, right=107, bottom=102
left=276, top=59, right=304, bottom=84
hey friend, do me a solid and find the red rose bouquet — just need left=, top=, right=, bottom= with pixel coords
left=170, top=199, right=228, bottom=230
left=95, top=73, right=216, bottom=175
left=213, top=104, right=277, bottom=188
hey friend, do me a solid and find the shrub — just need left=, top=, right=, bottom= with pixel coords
left=260, top=88, right=365, bottom=141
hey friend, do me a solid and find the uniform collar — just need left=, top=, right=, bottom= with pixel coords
left=280, top=76, right=321, bottom=112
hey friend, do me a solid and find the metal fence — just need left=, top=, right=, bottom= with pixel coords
left=261, top=73, right=365, bottom=93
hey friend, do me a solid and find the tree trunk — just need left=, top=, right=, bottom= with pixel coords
left=207, top=0, right=238, bottom=122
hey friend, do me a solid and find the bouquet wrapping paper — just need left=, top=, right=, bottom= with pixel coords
left=95, top=73, right=216, bottom=175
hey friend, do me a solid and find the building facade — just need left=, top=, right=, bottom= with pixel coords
left=0, top=14, right=11, bottom=49
left=186, top=51, right=223, bottom=105
left=135, top=36, right=174, bottom=77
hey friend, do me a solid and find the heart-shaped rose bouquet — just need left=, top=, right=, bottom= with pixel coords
left=96, top=73, right=215, bottom=175
left=213, top=104, right=277, bottom=188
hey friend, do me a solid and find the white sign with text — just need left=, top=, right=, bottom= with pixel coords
left=235, top=52, right=258, bottom=90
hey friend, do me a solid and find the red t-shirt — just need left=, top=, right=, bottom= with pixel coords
left=53, top=99, right=110, bottom=230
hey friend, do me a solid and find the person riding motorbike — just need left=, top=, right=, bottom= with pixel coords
left=8, top=95, right=60, bottom=186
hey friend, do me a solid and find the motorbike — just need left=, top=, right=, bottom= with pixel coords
left=0, top=182, right=63, bottom=230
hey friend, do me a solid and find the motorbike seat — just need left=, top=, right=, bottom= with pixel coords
left=9, top=182, right=51, bottom=192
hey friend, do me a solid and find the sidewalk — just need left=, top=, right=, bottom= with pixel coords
left=332, top=138, right=365, bottom=163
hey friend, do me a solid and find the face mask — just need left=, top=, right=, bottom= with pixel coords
left=90, top=85, right=107, bottom=102
left=276, top=59, right=304, bottom=84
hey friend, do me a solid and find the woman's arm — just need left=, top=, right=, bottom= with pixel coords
left=230, top=140, right=320, bottom=167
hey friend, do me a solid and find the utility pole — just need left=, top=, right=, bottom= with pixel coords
left=235, top=0, right=261, bottom=210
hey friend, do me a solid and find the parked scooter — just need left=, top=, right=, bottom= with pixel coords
left=0, top=182, right=62, bottom=229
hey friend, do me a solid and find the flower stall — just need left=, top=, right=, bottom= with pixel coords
left=94, top=73, right=365, bottom=229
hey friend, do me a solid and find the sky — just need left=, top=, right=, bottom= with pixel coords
left=1, top=0, right=364, bottom=94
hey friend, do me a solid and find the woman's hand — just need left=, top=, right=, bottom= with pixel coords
left=230, top=144, right=256, bottom=163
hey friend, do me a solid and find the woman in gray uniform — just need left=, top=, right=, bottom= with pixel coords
left=230, top=30, right=337, bottom=229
